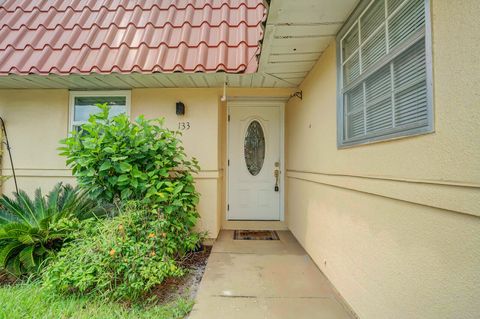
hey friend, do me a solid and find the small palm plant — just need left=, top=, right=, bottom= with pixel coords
left=0, top=183, right=106, bottom=276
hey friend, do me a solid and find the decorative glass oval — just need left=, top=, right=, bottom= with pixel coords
left=244, top=120, right=265, bottom=176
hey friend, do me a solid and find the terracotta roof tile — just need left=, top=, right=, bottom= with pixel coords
left=0, top=0, right=267, bottom=75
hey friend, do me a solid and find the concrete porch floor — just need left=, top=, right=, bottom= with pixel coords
left=188, top=230, right=354, bottom=319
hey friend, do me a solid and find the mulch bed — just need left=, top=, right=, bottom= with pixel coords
left=148, top=245, right=212, bottom=305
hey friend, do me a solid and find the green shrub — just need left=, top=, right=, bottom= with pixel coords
left=43, top=202, right=202, bottom=302
left=59, top=103, right=202, bottom=254
left=59, top=103, right=200, bottom=202
left=52, top=105, right=203, bottom=301
left=0, top=183, right=107, bottom=276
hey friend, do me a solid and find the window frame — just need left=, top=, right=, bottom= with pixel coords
left=336, top=0, right=434, bottom=148
left=68, top=90, right=131, bottom=132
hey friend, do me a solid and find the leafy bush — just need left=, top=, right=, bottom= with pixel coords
left=51, top=105, right=204, bottom=301
left=59, top=103, right=202, bottom=254
left=59, top=104, right=199, bottom=202
left=43, top=202, right=202, bottom=302
left=0, top=183, right=107, bottom=276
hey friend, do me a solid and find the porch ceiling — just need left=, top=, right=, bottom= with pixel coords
left=0, top=0, right=359, bottom=89
left=257, top=0, right=360, bottom=87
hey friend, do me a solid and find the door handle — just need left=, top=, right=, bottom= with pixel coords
left=274, top=167, right=280, bottom=192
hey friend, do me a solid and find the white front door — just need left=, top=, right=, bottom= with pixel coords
left=228, top=104, right=281, bottom=220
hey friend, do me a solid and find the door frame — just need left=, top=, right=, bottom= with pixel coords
left=226, top=98, right=286, bottom=221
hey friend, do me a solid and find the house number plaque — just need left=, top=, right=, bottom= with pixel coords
left=178, top=122, right=191, bottom=131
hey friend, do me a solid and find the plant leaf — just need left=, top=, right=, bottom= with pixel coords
left=17, top=234, right=35, bottom=245
left=117, top=175, right=129, bottom=183
left=18, top=246, right=36, bottom=269
left=118, top=162, right=132, bottom=173
left=99, top=161, right=112, bottom=171
left=0, top=241, right=24, bottom=268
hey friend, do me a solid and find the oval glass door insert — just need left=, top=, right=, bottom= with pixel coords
left=244, top=120, right=265, bottom=176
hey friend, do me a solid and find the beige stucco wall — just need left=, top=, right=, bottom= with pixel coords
left=0, top=89, right=77, bottom=193
left=285, top=1, right=480, bottom=318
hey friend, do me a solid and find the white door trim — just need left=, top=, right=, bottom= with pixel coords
left=226, top=99, right=285, bottom=221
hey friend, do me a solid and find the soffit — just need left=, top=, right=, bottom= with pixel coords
left=258, top=0, right=360, bottom=87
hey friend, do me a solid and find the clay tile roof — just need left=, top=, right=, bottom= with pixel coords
left=0, top=0, right=267, bottom=76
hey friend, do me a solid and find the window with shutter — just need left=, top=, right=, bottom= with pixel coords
left=337, top=0, right=433, bottom=147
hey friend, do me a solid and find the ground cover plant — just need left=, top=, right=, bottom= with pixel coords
left=43, top=202, right=202, bottom=302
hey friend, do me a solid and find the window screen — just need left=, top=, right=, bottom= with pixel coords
left=337, top=0, right=432, bottom=147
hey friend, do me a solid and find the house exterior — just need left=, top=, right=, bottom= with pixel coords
left=0, top=0, right=479, bottom=318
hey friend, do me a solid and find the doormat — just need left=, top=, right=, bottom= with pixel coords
left=233, top=230, right=279, bottom=240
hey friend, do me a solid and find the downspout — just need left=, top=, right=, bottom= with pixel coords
left=0, top=117, right=19, bottom=194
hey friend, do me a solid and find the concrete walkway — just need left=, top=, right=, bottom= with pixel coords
left=188, top=230, right=354, bottom=319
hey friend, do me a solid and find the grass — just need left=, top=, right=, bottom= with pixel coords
left=0, top=283, right=194, bottom=319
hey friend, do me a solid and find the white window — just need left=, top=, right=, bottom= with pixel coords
left=337, top=0, right=433, bottom=147
left=69, top=91, right=131, bottom=132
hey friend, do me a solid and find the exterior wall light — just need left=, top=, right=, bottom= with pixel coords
left=176, top=101, right=185, bottom=115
